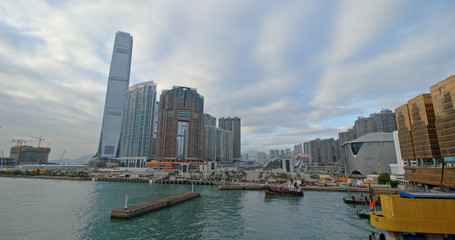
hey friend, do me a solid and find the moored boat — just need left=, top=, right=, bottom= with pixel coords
left=263, top=186, right=304, bottom=196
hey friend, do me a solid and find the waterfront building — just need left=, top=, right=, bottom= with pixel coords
left=393, top=75, right=455, bottom=187
left=9, top=145, right=51, bottom=165
left=341, top=132, right=397, bottom=177
left=155, top=86, right=204, bottom=161
left=219, top=116, right=241, bottom=160
left=408, top=94, right=440, bottom=162
left=430, top=75, right=455, bottom=162
left=395, top=94, right=440, bottom=165
left=118, top=81, right=157, bottom=167
left=96, top=31, right=133, bottom=159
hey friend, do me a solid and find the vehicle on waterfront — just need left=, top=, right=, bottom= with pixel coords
left=263, top=185, right=304, bottom=196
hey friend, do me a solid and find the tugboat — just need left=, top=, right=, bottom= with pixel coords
left=263, top=185, right=304, bottom=197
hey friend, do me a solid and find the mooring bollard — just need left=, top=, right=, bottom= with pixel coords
left=124, top=194, right=128, bottom=209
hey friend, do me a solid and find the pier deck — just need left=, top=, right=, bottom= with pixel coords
left=111, top=191, right=200, bottom=219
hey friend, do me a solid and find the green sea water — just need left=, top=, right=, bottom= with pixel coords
left=0, top=177, right=383, bottom=239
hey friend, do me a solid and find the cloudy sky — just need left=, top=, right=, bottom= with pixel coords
left=1, top=0, right=454, bottom=160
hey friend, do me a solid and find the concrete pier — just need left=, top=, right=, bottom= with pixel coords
left=94, top=177, right=149, bottom=183
left=111, top=191, right=200, bottom=219
left=218, top=185, right=264, bottom=190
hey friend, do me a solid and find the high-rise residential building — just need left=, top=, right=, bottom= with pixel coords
left=96, top=31, right=133, bottom=159
left=303, top=142, right=310, bottom=155
left=216, top=128, right=232, bottom=161
left=118, top=81, right=157, bottom=160
left=203, top=113, right=216, bottom=126
left=430, top=75, right=455, bottom=161
left=309, top=138, right=340, bottom=164
left=370, top=109, right=398, bottom=133
left=257, top=152, right=266, bottom=163
left=219, top=116, right=241, bottom=160
left=338, top=128, right=355, bottom=146
left=203, top=125, right=217, bottom=161
left=155, top=86, right=204, bottom=161
left=294, top=143, right=303, bottom=157
left=354, top=117, right=372, bottom=138
left=347, top=109, right=398, bottom=141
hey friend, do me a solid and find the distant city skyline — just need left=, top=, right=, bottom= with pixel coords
left=1, top=1, right=455, bottom=159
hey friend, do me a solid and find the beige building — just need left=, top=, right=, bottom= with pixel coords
left=430, top=75, right=455, bottom=161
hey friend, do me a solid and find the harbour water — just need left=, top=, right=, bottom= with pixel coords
left=0, top=178, right=383, bottom=239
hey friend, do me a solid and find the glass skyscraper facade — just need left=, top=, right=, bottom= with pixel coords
left=96, top=31, right=133, bottom=159
left=119, top=81, right=157, bottom=159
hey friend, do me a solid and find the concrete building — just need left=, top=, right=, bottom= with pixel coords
left=96, top=31, right=133, bottom=159
left=155, top=86, right=204, bottom=161
left=257, top=152, right=266, bottom=163
left=390, top=131, right=405, bottom=176
left=282, top=158, right=295, bottom=173
left=293, top=143, right=303, bottom=157
left=341, top=132, right=397, bottom=177
left=119, top=81, right=157, bottom=161
left=308, top=138, right=340, bottom=165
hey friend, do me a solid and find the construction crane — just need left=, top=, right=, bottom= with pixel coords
left=30, top=136, right=45, bottom=147
left=59, top=150, right=66, bottom=165
left=36, top=141, right=52, bottom=165
left=1, top=150, right=10, bottom=171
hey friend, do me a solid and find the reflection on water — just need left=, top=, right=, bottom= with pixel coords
left=0, top=178, right=383, bottom=240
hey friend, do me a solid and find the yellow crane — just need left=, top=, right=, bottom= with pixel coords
left=1, top=150, right=12, bottom=172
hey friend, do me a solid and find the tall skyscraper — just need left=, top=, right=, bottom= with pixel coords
left=119, top=81, right=157, bottom=159
left=155, top=86, right=204, bottom=161
left=96, top=31, right=133, bottom=159
left=219, top=116, right=241, bottom=160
